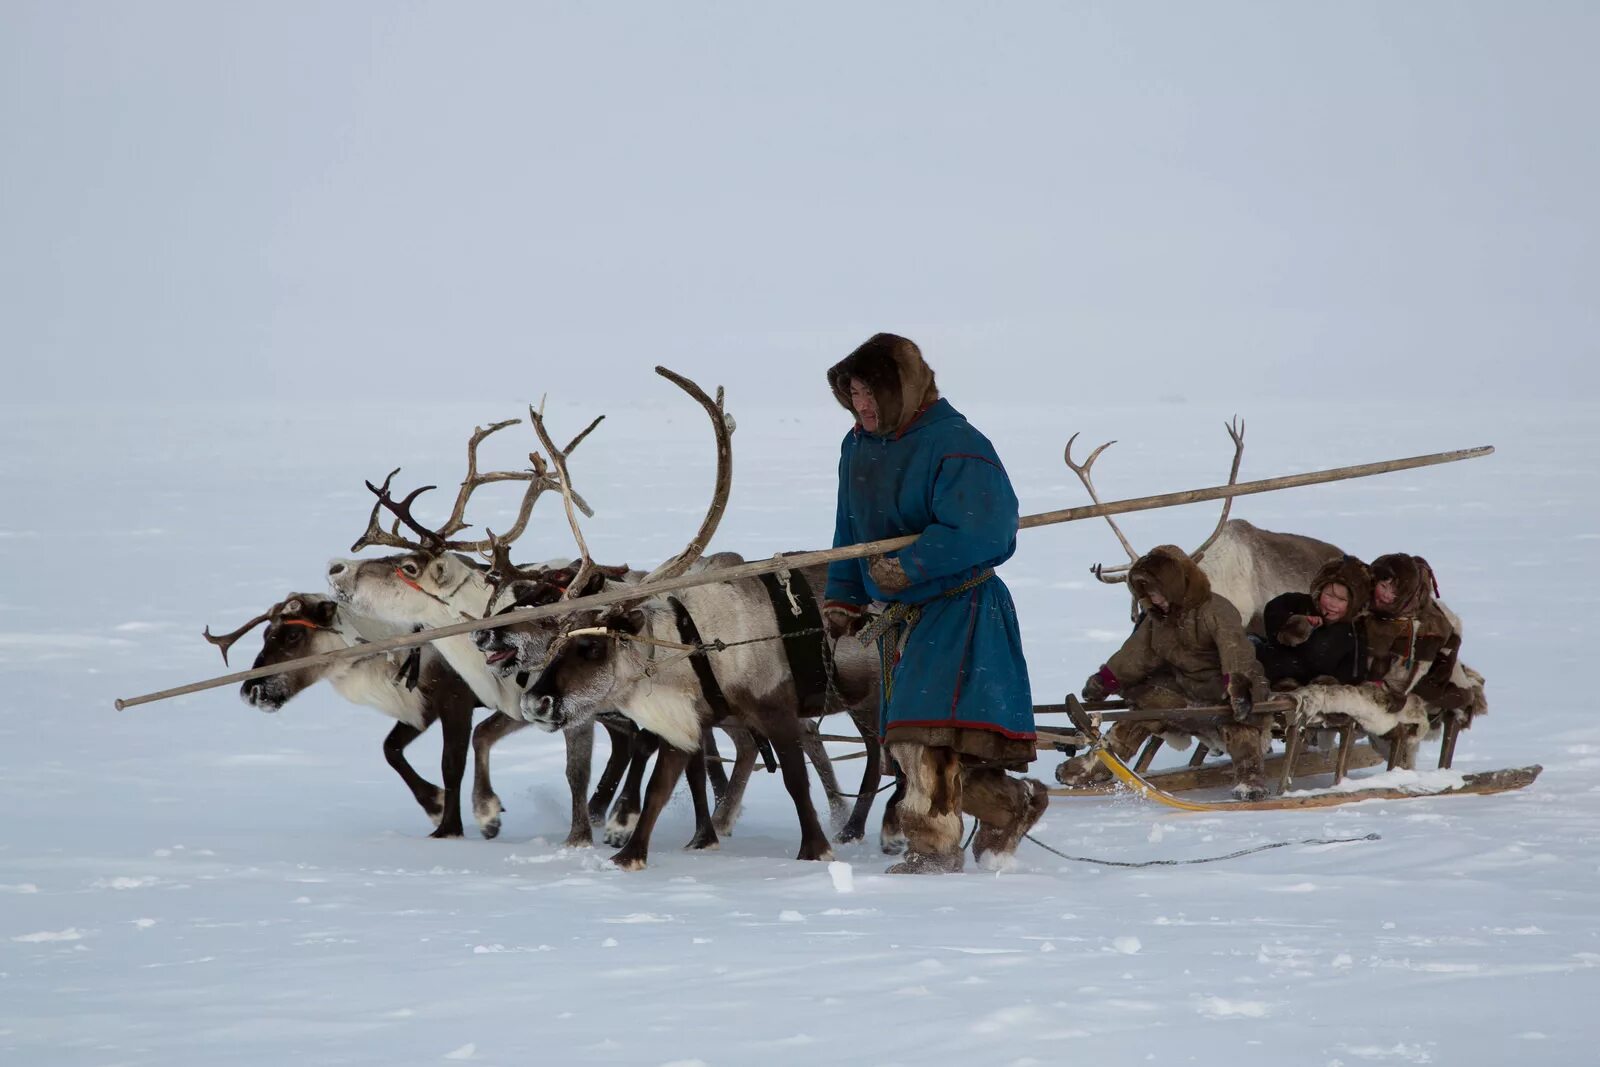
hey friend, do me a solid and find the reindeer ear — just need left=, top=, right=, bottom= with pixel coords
left=579, top=571, right=608, bottom=597
left=615, top=608, right=648, bottom=636
left=310, top=600, right=339, bottom=627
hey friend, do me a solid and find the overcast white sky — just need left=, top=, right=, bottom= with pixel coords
left=3, top=2, right=1595, bottom=408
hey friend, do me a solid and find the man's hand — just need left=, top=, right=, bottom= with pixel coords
left=1082, top=666, right=1116, bottom=702
left=823, top=600, right=867, bottom=641
left=868, top=555, right=911, bottom=594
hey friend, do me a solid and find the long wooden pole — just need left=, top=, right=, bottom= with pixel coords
left=114, top=443, right=1492, bottom=710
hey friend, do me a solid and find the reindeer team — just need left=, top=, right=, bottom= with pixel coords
left=205, top=376, right=1487, bottom=870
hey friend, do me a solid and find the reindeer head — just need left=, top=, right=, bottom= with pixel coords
left=203, top=594, right=349, bottom=711
left=521, top=605, right=652, bottom=732
left=472, top=565, right=630, bottom=678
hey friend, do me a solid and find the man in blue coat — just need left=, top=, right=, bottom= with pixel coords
left=823, top=334, right=1047, bottom=874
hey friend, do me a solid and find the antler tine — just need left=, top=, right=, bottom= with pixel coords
left=1064, top=432, right=1141, bottom=565
left=562, top=414, right=605, bottom=457
left=481, top=528, right=540, bottom=612
left=1190, top=416, right=1246, bottom=563
left=1091, top=562, right=1132, bottom=585
left=528, top=399, right=596, bottom=601
left=640, top=367, right=734, bottom=586
left=441, top=413, right=604, bottom=554
left=363, top=477, right=444, bottom=553
left=434, top=419, right=528, bottom=542
left=201, top=609, right=276, bottom=666
left=351, top=468, right=423, bottom=553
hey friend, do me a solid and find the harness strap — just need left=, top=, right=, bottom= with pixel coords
left=669, top=596, right=777, bottom=773
left=756, top=569, right=831, bottom=714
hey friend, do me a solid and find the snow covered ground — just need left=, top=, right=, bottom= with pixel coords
left=2, top=396, right=1595, bottom=1066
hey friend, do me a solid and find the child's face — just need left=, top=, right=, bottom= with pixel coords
left=1374, top=579, right=1398, bottom=610
left=1318, top=582, right=1351, bottom=623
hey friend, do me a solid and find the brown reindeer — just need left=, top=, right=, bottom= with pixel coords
left=204, top=594, right=483, bottom=837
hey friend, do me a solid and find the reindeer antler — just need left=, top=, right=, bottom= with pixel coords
left=527, top=400, right=599, bottom=601
left=639, top=367, right=735, bottom=586
left=350, top=415, right=605, bottom=556
left=351, top=468, right=439, bottom=553
left=1065, top=433, right=1141, bottom=581
left=1189, top=416, right=1245, bottom=563
left=202, top=610, right=277, bottom=666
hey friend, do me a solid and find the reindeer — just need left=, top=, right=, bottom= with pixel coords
left=203, top=593, right=482, bottom=837
left=324, top=414, right=620, bottom=845
left=516, top=372, right=885, bottom=870
left=473, top=509, right=885, bottom=845
left=1067, top=420, right=1342, bottom=631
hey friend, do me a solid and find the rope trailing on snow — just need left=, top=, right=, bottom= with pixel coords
left=1022, top=830, right=1381, bottom=868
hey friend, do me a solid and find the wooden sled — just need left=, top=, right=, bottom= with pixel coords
left=1047, top=696, right=1541, bottom=811
left=1041, top=733, right=1387, bottom=797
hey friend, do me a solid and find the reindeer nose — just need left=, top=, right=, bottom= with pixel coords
left=327, top=561, right=347, bottom=578
left=244, top=681, right=263, bottom=704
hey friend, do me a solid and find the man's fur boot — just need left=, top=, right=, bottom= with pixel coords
left=1221, top=722, right=1268, bottom=801
left=968, top=774, right=1049, bottom=870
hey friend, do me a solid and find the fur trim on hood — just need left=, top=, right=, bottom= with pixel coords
left=827, top=333, right=941, bottom=435
left=1310, top=555, right=1374, bottom=619
left=1369, top=553, right=1438, bottom=619
left=1127, top=545, right=1212, bottom=615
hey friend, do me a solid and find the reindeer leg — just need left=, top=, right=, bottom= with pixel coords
left=712, top=724, right=759, bottom=837
left=700, top=726, right=731, bottom=805
left=801, top=718, right=851, bottom=831
left=471, top=712, right=527, bottom=839
left=607, top=731, right=657, bottom=847
left=837, top=703, right=882, bottom=845
left=589, top=719, right=635, bottom=826
left=757, top=708, right=834, bottom=863
left=612, top=743, right=691, bottom=871
left=881, top=767, right=908, bottom=855
left=429, top=707, right=471, bottom=839
left=561, top=722, right=596, bottom=848
left=383, top=722, right=445, bottom=830
left=684, top=746, right=720, bottom=851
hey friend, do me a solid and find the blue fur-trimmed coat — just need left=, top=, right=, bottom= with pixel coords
left=825, top=399, right=1035, bottom=743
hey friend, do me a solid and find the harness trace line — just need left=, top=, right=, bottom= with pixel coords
left=1022, top=830, right=1381, bottom=868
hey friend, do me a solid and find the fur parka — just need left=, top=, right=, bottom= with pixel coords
left=1098, top=546, right=1268, bottom=703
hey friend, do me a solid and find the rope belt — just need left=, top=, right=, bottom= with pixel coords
left=858, top=568, right=994, bottom=705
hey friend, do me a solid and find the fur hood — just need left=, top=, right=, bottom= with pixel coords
left=1128, top=545, right=1212, bottom=615
left=1369, top=553, right=1438, bottom=619
left=827, top=333, right=941, bottom=435
left=1310, top=555, right=1374, bottom=619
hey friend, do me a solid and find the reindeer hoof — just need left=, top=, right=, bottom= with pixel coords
left=611, top=849, right=648, bottom=872
left=685, top=833, right=720, bottom=852
left=563, top=830, right=594, bottom=849
left=835, top=821, right=866, bottom=845
left=474, top=796, right=504, bottom=839
left=797, top=841, right=835, bottom=863
left=604, top=811, right=639, bottom=848
left=428, top=825, right=464, bottom=840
